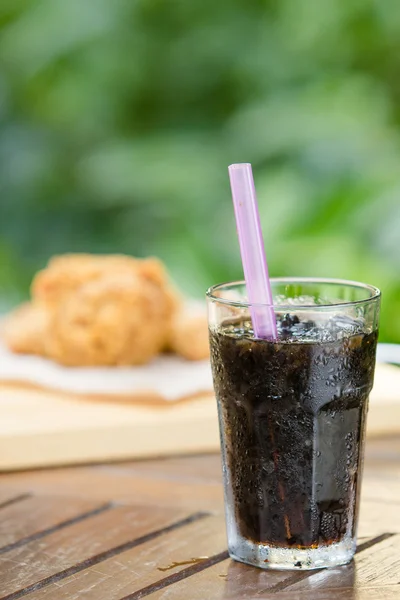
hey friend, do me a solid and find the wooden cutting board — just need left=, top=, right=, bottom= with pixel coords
left=0, top=363, right=399, bottom=472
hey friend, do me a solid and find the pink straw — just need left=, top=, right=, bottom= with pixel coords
left=228, top=163, right=277, bottom=339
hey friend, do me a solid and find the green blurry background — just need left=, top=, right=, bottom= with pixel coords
left=0, top=0, right=399, bottom=341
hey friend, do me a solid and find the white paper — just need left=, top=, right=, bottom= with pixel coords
left=0, top=339, right=214, bottom=401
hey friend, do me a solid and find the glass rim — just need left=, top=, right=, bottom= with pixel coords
left=206, top=277, right=381, bottom=310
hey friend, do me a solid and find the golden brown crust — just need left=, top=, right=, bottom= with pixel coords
left=3, top=303, right=50, bottom=356
left=5, top=254, right=192, bottom=366
left=41, top=257, right=175, bottom=366
left=133, top=257, right=182, bottom=317
left=168, top=312, right=210, bottom=361
left=32, top=254, right=134, bottom=306
left=32, top=254, right=181, bottom=310
left=45, top=271, right=175, bottom=366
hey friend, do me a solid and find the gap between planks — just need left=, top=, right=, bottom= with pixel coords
left=0, top=512, right=209, bottom=600
left=118, top=551, right=231, bottom=600
left=0, top=502, right=113, bottom=555
left=0, top=495, right=31, bottom=512
left=264, top=533, right=396, bottom=594
left=0, top=521, right=395, bottom=599
left=124, top=532, right=397, bottom=600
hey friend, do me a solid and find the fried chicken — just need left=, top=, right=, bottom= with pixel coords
left=3, top=302, right=50, bottom=356
left=32, top=254, right=178, bottom=308
left=167, top=308, right=210, bottom=361
left=3, top=254, right=209, bottom=366
left=46, top=272, right=171, bottom=366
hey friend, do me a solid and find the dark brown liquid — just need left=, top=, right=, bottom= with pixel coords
left=210, top=318, right=378, bottom=548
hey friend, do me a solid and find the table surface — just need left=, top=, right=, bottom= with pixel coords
left=0, top=436, right=399, bottom=600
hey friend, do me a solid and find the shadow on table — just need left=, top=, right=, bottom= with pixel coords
left=221, top=559, right=356, bottom=599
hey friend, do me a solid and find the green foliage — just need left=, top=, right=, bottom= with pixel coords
left=0, top=0, right=399, bottom=340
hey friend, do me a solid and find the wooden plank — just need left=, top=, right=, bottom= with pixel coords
left=0, top=359, right=398, bottom=471
left=0, top=464, right=224, bottom=512
left=0, top=443, right=397, bottom=600
left=286, top=563, right=400, bottom=596
left=0, top=382, right=219, bottom=471
left=142, top=560, right=229, bottom=600
left=145, top=577, right=400, bottom=599
left=281, top=537, right=399, bottom=594
left=0, top=489, right=30, bottom=510
left=2, top=464, right=398, bottom=518
left=363, top=461, right=400, bottom=479
left=23, top=515, right=231, bottom=600
left=110, top=454, right=223, bottom=484
left=144, top=559, right=295, bottom=600
left=361, top=476, right=400, bottom=505
left=0, top=504, right=193, bottom=598
left=358, top=501, right=400, bottom=536
left=145, top=560, right=353, bottom=600
left=142, top=559, right=290, bottom=599
left=353, top=534, right=400, bottom=587
left=144, top=535, right=399, bottom=600
left=368, top=363, right=400, bottom=438
left=254, top=588, right=400, bottom=600
left=364, top=435, right=400, bottom=465
left=1, top=434, right=396, bottom=504
left=0, top=495, right=109, bottom=550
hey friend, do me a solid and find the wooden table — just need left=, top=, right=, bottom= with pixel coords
left=0, top=436, right=399, bottom=600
